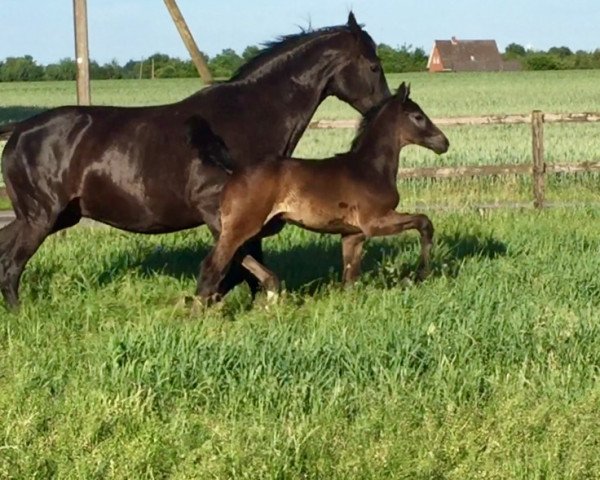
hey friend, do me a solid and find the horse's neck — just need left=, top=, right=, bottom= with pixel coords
left=246, top=48, right=342, bottom=155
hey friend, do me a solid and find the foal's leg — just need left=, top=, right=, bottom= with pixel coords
left=222, top=239, right=262, bottom=297
left=240, top=255, right=281, bottom=301
left=362, top=212, right=434, bottom=280
left=203, top=210, right=261, bottom=298
left=341, top=233, right=366, bottom=285
left=197, top=224, right=265, bottom=304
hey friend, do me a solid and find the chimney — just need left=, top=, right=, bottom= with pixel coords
left=451, top=36, right=458, bottom=45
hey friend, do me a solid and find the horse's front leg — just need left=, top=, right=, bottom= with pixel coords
left=362, top=211, right=434, bottom=280
left=341, top=232, right=366, bottom=285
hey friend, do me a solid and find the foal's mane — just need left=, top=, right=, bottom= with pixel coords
left=349, top=96, right=394, bottom=151
left=230, top=22, right=374, bottom=82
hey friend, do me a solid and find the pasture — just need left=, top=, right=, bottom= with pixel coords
left=1, top=71, right=600, bottom=478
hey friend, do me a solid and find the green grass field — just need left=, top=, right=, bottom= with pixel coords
left=2, top=209, right=600, bottom=478
left=1, top=72, right=600, bottom=478
left=2, top=71, right=600, bottom=204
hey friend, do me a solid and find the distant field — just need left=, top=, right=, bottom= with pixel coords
left=4, top=71, right=599, bottom=205
left=1, top=70, right=600, bottom=121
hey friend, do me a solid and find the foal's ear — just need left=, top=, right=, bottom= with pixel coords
left=347, top=11, right=361, bottom=34
left=397, top=82, right=411, bottom=103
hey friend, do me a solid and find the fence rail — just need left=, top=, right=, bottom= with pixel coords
left=1, top=112, right=600, bottom=210
left=310, top=110, right=600, bottom=209
left=308, top=111, right=600, bottom=130
left=395, top=161, right=600, bottom=180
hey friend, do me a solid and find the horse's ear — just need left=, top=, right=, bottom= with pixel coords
left=397, top=81, right=410, bottom=103
left=347, top=11, right=361, bottom=34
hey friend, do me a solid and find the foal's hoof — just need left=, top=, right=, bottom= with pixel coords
left=256, top=289, right=284, bottom=310
left=266, top=290, right=280, bottom=304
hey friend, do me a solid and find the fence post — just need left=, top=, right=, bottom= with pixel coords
left=163, top=0, right=213, bottom=84
left=531, top=110, right=545, bottom=208
left=73, top=0, right=91, bottom=105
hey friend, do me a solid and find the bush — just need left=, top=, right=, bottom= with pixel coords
left=0, top=55, right=44, bottom=81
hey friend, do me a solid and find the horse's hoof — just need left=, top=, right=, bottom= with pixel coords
left=174, top=294, right=219, bottom=315
left=416, top=267, right=431, bottom=282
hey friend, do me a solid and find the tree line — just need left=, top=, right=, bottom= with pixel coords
left=0, top=44, right=426, bottom=81
left=1, top=43, right=599, bottom=81
left=504, top=43, right=600, bottom=70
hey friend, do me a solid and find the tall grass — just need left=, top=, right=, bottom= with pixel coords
left=1, top=209, right=600, bottom=477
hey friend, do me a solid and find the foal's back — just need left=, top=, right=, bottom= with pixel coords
left=224, top=153, right=397, bottom=235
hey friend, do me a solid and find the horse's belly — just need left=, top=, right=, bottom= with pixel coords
left=80, top=173, right=203, bottom=233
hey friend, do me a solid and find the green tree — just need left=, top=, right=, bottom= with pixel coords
left=242, top=45, right=261, bottom=62
left=504, top=43, right=526, bottom=57
left=526, top=54, right=560, bottom=70
left=376, top=44, right=426, bottom=73
left=44, top=58, right=76, bottom=80
left=209, top=48, right=243, bottom=78
left=548, top=46, right=573, bottom=57
left=0, top=55, right=44, bottom=81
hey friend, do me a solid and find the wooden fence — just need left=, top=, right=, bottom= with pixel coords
left=0, top=111, right=599, bottom=210
left=309, top=111, right=600, bottom=209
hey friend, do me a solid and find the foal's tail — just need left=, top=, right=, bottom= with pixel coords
left=185, top=115, right=234, bottom=174
left=0, top=121, right=18, bottom=141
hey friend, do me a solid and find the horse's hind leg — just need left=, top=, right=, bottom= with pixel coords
left=50, top=200, right=81, bottom=234
left=0, top=218, right=53, bottom=309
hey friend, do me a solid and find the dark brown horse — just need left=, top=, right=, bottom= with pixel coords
left=0, top=13, right=390, bottom=309
left=194, top=82, right=449, bottom=303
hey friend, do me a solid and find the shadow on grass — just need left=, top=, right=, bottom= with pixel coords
left=0, top=106, right=46, bottom=125
left=96, top=231, right=508, bottom=293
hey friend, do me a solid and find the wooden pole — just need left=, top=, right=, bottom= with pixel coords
left=163, top=0, right=213, bottom=84
left=532, top=110, right=545, bottom=209
left=73, top=0, right=91, bottom=105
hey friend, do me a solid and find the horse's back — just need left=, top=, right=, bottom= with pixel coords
left=1, top=103, right=215, bottom=231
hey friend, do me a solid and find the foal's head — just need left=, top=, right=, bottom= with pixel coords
left=392, top=82, right=449, bottom=154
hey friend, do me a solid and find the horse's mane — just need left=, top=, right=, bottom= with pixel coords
left=230, top=19, right=376, bottom=82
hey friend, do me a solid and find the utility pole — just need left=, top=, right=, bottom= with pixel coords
left=73, top=0, right=91, bottom=105
left=163, top=0, right=213, bottom=84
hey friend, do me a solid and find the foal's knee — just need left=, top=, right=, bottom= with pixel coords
left=416, top=214, right=434, bottom=240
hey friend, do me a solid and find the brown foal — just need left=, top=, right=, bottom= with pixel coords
left=195, top=82, right=449, bottom=303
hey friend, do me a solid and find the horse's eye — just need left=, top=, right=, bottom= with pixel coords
left=370, top=64, right=380, bottom=73
left=413, top=114, right=424, bottom=122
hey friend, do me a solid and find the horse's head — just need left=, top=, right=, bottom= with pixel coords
left=393, top=82, right=449, bottom=154
left=325, top=12, right=391, bottom=114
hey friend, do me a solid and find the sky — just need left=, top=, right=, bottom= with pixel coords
left=1, top=0, right=599, bottom=65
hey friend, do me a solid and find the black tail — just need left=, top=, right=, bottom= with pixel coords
left=185, top=115, right=234, bottom=173
left=0, top=121, right=18, bottom=141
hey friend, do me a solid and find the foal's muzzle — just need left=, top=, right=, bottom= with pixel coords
left=430, top=134, right=450, bottom=154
